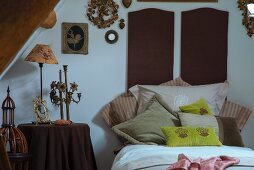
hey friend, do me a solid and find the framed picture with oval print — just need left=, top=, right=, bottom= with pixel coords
left=62, top=22, right=88, bottom=54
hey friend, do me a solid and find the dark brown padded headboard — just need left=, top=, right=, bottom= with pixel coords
left=127, top=8, right=174, bottom=88
left=181, top=8, right=228, bottom=85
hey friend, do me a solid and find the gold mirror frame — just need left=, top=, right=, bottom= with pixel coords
left=238, top=0, right=254, bottom=37
left=33, top=97, right=50, bottom=124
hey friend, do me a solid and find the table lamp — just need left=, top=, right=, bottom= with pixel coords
left=25, top=44, right=58, bottom=100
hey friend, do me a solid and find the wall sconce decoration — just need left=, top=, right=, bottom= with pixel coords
left=50, top=65, right=81, bottom=122
left=122, top=0, right=131, bottom=8
left=238, top=0, right=254, bottom=37
left=87, top=0, right=119, bottom=29
left=119, top=19, right=125, bottom=29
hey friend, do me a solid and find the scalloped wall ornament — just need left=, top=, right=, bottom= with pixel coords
left=87, top=0, right=119, bottom=29
left=238, top=0, right=254, bottom=37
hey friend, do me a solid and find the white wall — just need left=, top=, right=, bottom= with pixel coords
left=0, top=0, right=254, bottom=169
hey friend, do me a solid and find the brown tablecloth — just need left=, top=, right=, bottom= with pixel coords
left=18, top=123, right=97, bottom=170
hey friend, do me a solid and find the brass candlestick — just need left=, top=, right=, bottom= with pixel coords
left=50, top=65, right=81, bottom=121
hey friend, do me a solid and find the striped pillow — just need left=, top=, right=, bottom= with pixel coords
left=102, top=93, right=137, bottom=127
left=219, top=101, right=252, bottom=130
left=160, top=77, right=190, bottom=86
left=102, top=77, right=190, bottom=127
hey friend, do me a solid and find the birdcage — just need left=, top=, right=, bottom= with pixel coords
left=0, top=86, right=28, bottom=153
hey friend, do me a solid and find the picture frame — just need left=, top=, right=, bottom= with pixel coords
left=33, top=97, right=50, bottom=124
left=62, top=23, right=88, bottom=54
left=137, top=0, right=217, bottom=2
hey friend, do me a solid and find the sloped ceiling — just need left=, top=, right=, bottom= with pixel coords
left=0, top=0, right=59, bottom=76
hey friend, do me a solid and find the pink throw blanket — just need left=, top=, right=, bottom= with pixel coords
left=167, top=154, right=240, bottom=170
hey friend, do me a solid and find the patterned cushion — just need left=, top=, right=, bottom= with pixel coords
left=219, top=101, right=252, bottom=130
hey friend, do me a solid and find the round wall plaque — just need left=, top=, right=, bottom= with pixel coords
left=105, top=30, right=119, bottom=44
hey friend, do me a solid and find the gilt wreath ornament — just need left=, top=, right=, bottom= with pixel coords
left=238, top=0, right=254, bottom=37
left=87, top=0, right=119, bottom=29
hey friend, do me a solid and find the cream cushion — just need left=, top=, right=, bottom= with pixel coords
left=178, top=112, right=219, bottom=137
left=130, top=81, right=229, bottom=115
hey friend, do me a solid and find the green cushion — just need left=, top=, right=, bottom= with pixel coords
left=112, top=97, right=178, bottom=145
left=179, top=98, right=214, bottom=115
left=161, top=126, right=222, bottom=147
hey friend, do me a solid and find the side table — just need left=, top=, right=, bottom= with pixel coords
left=18, top=123, right=97, bottom=170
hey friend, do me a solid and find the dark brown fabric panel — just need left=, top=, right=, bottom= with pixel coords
left=181, top=8, right=228, bottom=85
left=128, top=8, right=174, bottom=88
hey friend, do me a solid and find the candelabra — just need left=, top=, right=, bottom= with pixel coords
left=50, top=65, right=81, bottom=121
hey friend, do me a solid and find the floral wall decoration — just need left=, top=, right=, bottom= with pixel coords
left=87, top=0, right=119, bottom=29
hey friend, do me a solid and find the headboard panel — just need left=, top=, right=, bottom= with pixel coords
left=181, top=8, right=228, bottom=85
left=127, top=8, right=174, bottom=88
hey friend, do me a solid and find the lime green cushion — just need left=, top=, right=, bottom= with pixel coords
left=161, top=126, right=222, bottom=147
left=179, top=98, right=214, bottom=115
left=112, top=97, right=178, bottom=145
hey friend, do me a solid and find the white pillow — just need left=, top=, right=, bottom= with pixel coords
left=130, top=81, right=229, bottom=115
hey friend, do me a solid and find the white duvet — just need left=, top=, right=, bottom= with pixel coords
left=112, top=145, right=254, bottom=170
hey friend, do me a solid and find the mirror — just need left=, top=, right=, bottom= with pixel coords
left=105, top=30, right=119, bottom=44
left=238, top=0, right=254, bottom=37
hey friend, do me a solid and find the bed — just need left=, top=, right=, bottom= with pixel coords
left=101, top=8, right=254, bottom=170
left=112, top=145, right=254, bottom=170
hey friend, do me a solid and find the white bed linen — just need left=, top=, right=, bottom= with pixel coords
left=112, top=145, right=254, bottom=170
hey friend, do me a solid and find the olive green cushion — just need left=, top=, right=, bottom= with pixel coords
left=179, top=98, right=214, bottom=115
left=112, top=98, right=178, bottom=145
left=161, top=126, right=222, bottom=147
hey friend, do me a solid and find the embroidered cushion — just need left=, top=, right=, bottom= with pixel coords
left=161, top=126, right=222, bottom=147
left=179, top=98, right=214, bottom=115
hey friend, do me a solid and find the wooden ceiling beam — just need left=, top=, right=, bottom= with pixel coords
left=0, top=0, right=59, bottom=76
